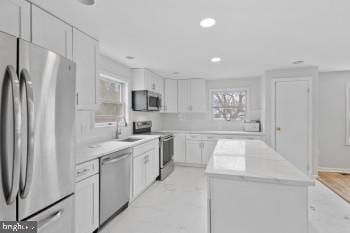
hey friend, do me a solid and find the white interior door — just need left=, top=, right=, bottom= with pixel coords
left=274, top=79, right=310, bottom=174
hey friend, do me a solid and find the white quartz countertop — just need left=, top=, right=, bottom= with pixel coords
left=205, top=139, right=315, bottom=186
left=158, top=130, right=264, bottom=136
left=76, top=135, right=160, bottom=164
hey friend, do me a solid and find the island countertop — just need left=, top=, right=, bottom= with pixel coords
left=205, top=139, right=314, bottom=186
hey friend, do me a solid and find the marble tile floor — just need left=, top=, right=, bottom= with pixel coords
left=101, top=166, right=350, bottom=233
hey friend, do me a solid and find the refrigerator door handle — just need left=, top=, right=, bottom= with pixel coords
left=0, top=65, right=21, bottom=205
left=37, top=209, right=63, bottom=232
left=19, top=69, right=34, bottom=198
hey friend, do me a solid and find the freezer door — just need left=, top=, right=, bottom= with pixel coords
left=18, top=40, right=76, bottom=220
left=0, top=31, right=19, bottom=221
left=27, top=195, right=74, bottom=233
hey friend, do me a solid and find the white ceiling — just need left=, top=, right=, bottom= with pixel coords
left=31, top=0, right=350, bottom=79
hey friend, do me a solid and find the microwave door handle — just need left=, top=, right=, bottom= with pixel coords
left=1, top=65, right=21, bottom=204
left=19, top=69, right=34, bottom=198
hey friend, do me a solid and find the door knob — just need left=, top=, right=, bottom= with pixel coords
left=276, top=127, right=282, bottom=132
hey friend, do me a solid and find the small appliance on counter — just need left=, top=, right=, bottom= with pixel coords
left=243, top=120, right=261, bottom=132
left=133, top=121, right=175, bottom=180
left=132, top=90, right=162, bottom=111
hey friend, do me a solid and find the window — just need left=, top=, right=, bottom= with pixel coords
left=211, top=89, right=248, bottom=121
left=95, top=73, right=128, bottom=126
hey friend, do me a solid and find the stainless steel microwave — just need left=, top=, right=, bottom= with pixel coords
left=132, top=90, right=162, bottom=111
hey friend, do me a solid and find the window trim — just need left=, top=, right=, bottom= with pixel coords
left=209, top=88, right=249, bottom=121
left=95, top=73, right=129, bottom=128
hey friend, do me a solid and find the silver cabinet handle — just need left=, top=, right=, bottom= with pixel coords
left=102, top=154, right=130, bottom=165
left=0, top=65, right=21, bottom=204
left=37, top=209, right=63, bottom=232
left=19, top=69, right=34, bottom=199
left=76, top=168, right=90, bottom=177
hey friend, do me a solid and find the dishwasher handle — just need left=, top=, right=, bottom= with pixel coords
left=101, top=153, right=130, bottom=165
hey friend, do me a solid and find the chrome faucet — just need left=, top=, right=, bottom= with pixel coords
left=115, top=117, right=128, bottom=139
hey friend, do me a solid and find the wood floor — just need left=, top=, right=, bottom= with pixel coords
left=318, top=172, right=350, bottom=204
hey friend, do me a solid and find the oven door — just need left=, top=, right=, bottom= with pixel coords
left=160, top=136, right=174, bottom=168
left=148, top=94, right=161, bottom=111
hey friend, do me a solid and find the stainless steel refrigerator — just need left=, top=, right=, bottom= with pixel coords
left=0, top=31, right=76, bottom=233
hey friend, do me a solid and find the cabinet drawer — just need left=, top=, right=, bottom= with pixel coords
left=75, top=159, right=99, bottom=182
left=202, top=135, right=220, bottom=141
left=186, top=134, right=202, bottom=140
left=133, top=140, right=154, bottom=157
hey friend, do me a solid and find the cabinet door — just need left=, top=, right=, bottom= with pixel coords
left=0, top=0, right=30, bottom=40
left=178, top=79, right=190, bottom=112
left=164, top=79, right=178, bottom=113
left=32, top=6, right=73, bottom=59
left=73, top=28, right=98, bottom=110
left=145, top=150, right=155, bottom=185
left=154, top=140, right=160, bottom=178
left=144, top=69, right=157, bottom=91
left=174, top=134, right=186, bottom=163
left=186, top=140, right=202, bottom=164
left=75, top=174, right=99, bottom=233
left=202, top=140, right=218, bottom=164
left=191, top=79, right=206, bottom=112
left=133, top=154, right=146, bottom=198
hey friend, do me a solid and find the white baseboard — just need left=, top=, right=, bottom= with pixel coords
left=318, top=167, right=350, bottom=174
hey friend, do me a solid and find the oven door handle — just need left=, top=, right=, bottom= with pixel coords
left=162, top=137, right=174, bottom=142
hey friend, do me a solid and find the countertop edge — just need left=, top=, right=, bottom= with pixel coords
left=76, top=135, right=160, bottom=165
left=204, top=170, right=315, bottom=187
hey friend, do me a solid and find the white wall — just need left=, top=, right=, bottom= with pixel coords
left=318, top=71, right=350, bottom=173
left=262, top=66, right=319, bottom=175
left=76, top=54, right=132, bottom=144
left=76, top=55, right=164, bottom=145
left=160, top=77, right=262, bottom=131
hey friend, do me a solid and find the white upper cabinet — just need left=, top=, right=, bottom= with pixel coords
left=178, top=79, right=206, bottom=113
left=0, top=0, right=30, bottom=40
left=32, top=5, right=73, bottom=59
left=163, top=79, right=178, bottom=113
left=132, top=68, right=164, bottom=95
left=73, top=28, right=98, bottom=110
left=178, top=79, right=191, bottom=112
left=191, top=79, right=206, bottom=112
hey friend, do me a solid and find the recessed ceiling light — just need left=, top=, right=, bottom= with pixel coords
left=126, top=56, right=135, bottom=60
left=200, top=18, right=216, bottom=28
left=78, top=0, right=95, bottom=5
left=211, top=57, right=222, bottom=63
left=293, top=60, right=304, bottom=64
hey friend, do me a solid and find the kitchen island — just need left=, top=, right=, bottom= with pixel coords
left=205, top=139, right=314, bottom=233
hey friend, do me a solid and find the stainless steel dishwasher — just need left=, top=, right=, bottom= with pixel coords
left=100, top=148, right=132, bottom=227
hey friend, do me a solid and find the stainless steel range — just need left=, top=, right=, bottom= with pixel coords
left=133, top=121, right=175, bottom=180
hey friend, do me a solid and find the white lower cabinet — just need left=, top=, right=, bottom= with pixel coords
left=132, top=140, right=159, bottom=199
left=174, top=134, right=186, bottom=163
left=133, top=154, right=147, bottom=198
left=75, top=160, right=99, bottom=233
left=202, top=140, right=218, bottom=164
left=186, top=140, right=203, bottom=164
left=154, top=140, right=160, bottom=177
left=176, top=134, right=263, bottom=166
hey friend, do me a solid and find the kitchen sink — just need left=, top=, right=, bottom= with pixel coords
left=117, top=138, right=143, bottom=142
